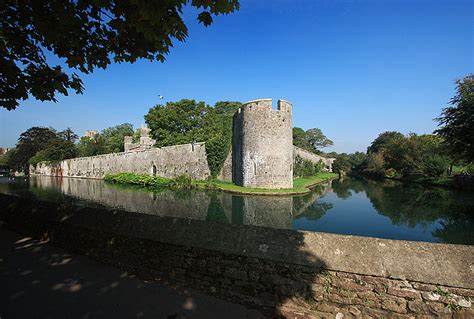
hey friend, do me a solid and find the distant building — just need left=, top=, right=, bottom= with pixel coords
left=84, top=130, right=99, bottom=139
left=124, top=125, right=156, bottom=152
left=0, top=148, right=11, bottom=155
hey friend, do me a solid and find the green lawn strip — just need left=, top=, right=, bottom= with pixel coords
left=105, top=172, right=338, bottom=195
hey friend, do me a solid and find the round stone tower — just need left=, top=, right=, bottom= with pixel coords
left=232, top=98, right=293, bottom=189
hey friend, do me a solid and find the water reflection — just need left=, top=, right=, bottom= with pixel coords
left=0, top=176, right=472, bottom=244
left=296, top=178, right=474, bottom=244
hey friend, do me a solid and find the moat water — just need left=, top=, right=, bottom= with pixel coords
left=1, top=176, right=473, bottom=245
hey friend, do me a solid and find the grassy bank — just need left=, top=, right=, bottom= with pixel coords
left=104, top=172, right=338, bottom=195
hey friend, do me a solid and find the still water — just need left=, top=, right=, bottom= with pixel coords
left=1, top=176, right=473, bottom=244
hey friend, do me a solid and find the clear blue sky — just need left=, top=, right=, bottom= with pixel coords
left=1, top=0, right=472, bottom=153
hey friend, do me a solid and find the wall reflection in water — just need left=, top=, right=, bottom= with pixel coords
left=23, top=176, right=330, bottom=230
left=2, top=176, right=472, bottom=244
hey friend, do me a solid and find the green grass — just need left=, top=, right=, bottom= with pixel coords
left=104, top=172, right=338, bottom=195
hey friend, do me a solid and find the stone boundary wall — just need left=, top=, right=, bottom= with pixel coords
left=294, top=146, right=336, bottom=172
left=30, top=142, right=211, bottom=180
left=0, top=194, right=472, bottom=318
left=218, top=146, right=336, bottom=181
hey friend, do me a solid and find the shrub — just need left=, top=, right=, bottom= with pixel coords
left=168, top=175, right=194, bottom=190
left=423, top=156, right=449, bottom=178
left=294, top=155, right=321, bottom=177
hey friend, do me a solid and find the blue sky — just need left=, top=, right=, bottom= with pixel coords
left=1, top=0, right=472, bottom=153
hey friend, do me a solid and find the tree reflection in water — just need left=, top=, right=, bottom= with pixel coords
left=327, top=178, right=474, bottom=244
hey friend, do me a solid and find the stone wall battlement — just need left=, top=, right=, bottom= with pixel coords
left=239, top=98, right=292, bottom=113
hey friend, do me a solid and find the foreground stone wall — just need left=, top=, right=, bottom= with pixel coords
left=232, top=99, right=293, bottom=188
left=294, top=146, right=336, bottom=172
left=30, top=142, right=211, bottom=180
left=1, top=194, right=472, bottom=318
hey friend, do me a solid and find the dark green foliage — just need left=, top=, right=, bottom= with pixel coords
left=293, top=127, right=333, bottom=154
left=76, top=123, right=133, bottom=157
left=293, top=127, right=312, bottom=152
left=1, top=0, right=240, bottom=109
left=145, top=99, right=209, bottom=147
left=367, top=131, right=405, bottom=154
left=104, top=173, right=169, bottom=188
left=206, top=195, right=230, bottom=224
left=332, top=154, right=351, bottom=174
left=58, top=127, right=79, bottom=142
left=77, top=135, right=106, bottom=157
left=104, top=172, right=203, bottom=191
left=204, top=101, right=241, bottom=177
left=205, top=137, right=231, bottom=177
left=306, top=128, right=334, bottom=151
left=101, top=123, right=134, bottom=153
left=8, top=127, right=57, bottom=172
left=145, top=99, right=241, bottom=177
left=168, top=175, right=194, bottom=190
left=294, top=155, right=324, bottom=177
left=29, top=138, right=78, bottom=166
left=423, top=156, right=449, bottom=178
left=436, top=75, right=474, bottom=163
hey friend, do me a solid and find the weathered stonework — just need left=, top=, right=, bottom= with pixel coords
left=30, top=142, right=210, bottom=180
left=294, top=146, right=336, bottom=172
left=124, top=125, right=156, bottom=152
left=232, top=99, right=293, bottom=189
left=1, top=193, right=473, bottom=318
left=31, top=100, right=334, bottom=187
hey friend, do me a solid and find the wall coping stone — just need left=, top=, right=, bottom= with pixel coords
left=0, top=193, right=472, bottom=290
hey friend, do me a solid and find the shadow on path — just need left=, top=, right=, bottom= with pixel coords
left=0, top=227, right=264, bottom=319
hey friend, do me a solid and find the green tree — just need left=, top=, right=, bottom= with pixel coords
left=145, top=99, right=209, bottom=147
left=367, top=131, right=404, bottom=154
left=1, top=0, right=240, bottom=110
left=9, top=127, right=57, bottom=173
left=144, top=99, right=241, bottom=177
left=332, top=153, right=351, bottom=174
left=293, top=127, right=312, bottom=151
left=423, top=155, right=449, bottom=178
left=77, top=135, right=106, bottom=157
left=293, top=127, right=333, bottom=154
left=436, top=75, right=474, bottom=163
left=29, top=138, right=78, bottom=166
left=58, top=127, right=79, bottom=142
left=306, top=128, right=334, bottom=152
left=101, top=123, right=134, bottom=153
left=204, top=101, right=241, bottom=176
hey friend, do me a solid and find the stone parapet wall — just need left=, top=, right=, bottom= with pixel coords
left=1, top=194, right=472, bottom=318
left=294, top=146, right=336, bottom=172
left=30, top=142, right=211, bottom=180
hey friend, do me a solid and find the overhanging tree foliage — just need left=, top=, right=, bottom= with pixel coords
left=0, top=0, right=240, bottom=110
left=436, top=75, right=474, bottom=163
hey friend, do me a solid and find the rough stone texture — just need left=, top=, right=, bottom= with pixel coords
left=218, top=147, right=336, bottom=181
left=124, top=125, right=156, bottom=152
left=217, top=149, right=233, bottom=181
left=30, top=142, right=211, bottom=180
left=232, top=99, right=293, bottom=189
left=1, top=193, right=473, bottom=318
left=294, top=146, right=336, bottom=172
